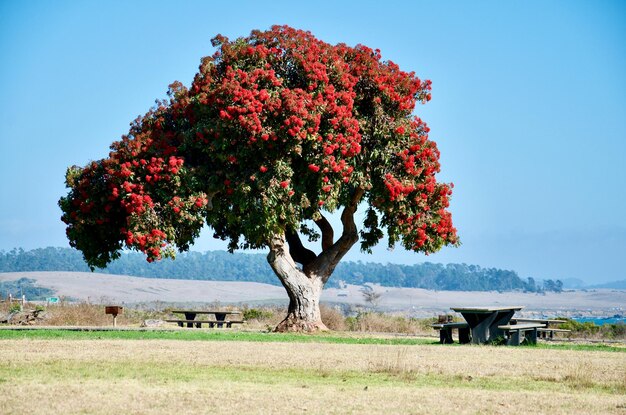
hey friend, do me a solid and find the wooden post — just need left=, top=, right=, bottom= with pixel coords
left=105, top=306, right=123, bottom=327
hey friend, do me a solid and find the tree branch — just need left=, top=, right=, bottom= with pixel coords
left=339, top=187, right=364, bottom=242
left=305, top=187, right=365, bottom=282
left=314, top=214, right=334, bottom=251
left=285, top=228, right=318, bottom=267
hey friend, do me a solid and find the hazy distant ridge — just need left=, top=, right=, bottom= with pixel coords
left=1, top=247, right=565, bottom=292
left=589, top=280, right=626, bottom=290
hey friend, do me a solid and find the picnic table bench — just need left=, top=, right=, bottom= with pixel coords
left=510, top=318, right=570, bottom=339
left=432, top=322, right=471, bottom=344
left=537, top=327, right=572, bottom=339
left=497, top=323, right=545, bottom=345
left=167, top=310, right=244, bottom=328
left=164, top=319, right=245, bottom=328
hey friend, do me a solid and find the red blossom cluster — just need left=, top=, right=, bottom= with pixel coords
left=60, top=88, right=209, bottom=264
left=125, top=229, right=167, bottom=262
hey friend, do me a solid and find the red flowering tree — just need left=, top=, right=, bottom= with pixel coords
left=59, top=26, right=459, bottom=331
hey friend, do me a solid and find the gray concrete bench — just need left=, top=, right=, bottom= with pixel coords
left=511, top=318, right=566, bottom=325
left=497, top=323, right=545, bottom=345
left=432, top=322, right=471, bottom=344
left=537, top=328, right=571, bottom=339
left=510, top=318, right=570, bottom=340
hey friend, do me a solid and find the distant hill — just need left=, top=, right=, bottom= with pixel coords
left=1, top=247, right=565, bottom=293
left=2, top=272, right=625, bottom=314
left=589, top=279, right=626, bottom=290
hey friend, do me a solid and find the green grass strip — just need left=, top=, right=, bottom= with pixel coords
left=0, top=328, right=623, bottom=352
left=0, top=328, right=435, bottom=345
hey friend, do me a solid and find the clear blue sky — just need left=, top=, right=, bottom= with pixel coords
left=1, top=0, right=624, bottom=284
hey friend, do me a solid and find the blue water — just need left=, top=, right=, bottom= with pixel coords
left=573, top=317, right=625, bottom=325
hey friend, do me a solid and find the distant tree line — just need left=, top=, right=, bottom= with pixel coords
left=0, top=247, right=278, bottom=285
left=332, top=262, right=564, bottom=293
left=0, top=247, right=563, bottom=293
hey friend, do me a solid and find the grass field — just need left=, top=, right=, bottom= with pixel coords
left=1, top=330, right=625, bottom=414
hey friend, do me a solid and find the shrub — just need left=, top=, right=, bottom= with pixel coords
left=557, top=318, right=626, bottom=340
left=606, top=323, right=626, bottom=339
left=243, top=308, right=275, bottom=321
left=320, top=305, right=346, bottom=331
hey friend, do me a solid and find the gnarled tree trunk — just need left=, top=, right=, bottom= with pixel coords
left=268, top=188, right=364, bottom=332
left=268, top=235, right=327, bottom=331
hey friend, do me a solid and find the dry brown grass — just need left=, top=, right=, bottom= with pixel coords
left=5, top=302, right=229, bottom=327
left=320, top=304, right=347, bottom=330
left=1, top=338, right=624, bottom=414
left=42, top=302, right=128, bottom=326
left=236, top=305, right=430, bottom=333
left=32, top=302, right=168, bottom=326
left=346, top=311, right=433, bottom=335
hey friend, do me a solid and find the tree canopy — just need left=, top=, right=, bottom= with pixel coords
left=60, top=26, right=461, bottom=330
left=59, top=25, right=458, bottom=270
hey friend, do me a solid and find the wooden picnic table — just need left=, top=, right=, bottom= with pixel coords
left=451, top=306, right=524, bottom=344
left=168, top=310, right=243, bottom=328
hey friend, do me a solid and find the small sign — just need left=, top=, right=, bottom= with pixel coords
left=105, top=306, right=123, bottom=315
left=105, top=305, right=123, bottom=327
left=47, top=297, right=60, bottom=303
